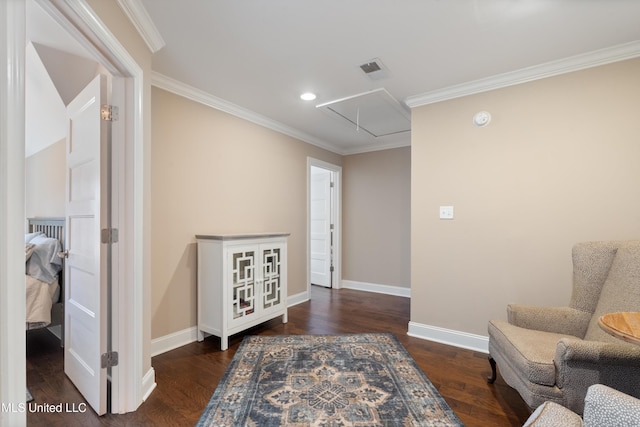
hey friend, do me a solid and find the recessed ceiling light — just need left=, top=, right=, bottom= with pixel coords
left=300, top=92, right=317, bottom=101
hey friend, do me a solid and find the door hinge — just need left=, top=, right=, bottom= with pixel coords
left=101, top=351, right=118, bottom=368
left=101, top=104, right=119, bottom=121
left=330, top=181, right=334, bottom=188
left=101, top=228, right=119, bottom=244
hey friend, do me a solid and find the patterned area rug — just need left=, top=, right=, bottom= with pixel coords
left=197, top=333, right=463, bottom=426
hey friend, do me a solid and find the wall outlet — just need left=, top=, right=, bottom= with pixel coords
left=439, top=206, right=454, bottom=219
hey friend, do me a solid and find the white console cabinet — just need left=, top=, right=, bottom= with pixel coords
left=196, top=233, right=289, bottom=350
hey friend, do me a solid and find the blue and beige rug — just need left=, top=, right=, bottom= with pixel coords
left=197, top=333, right=463, bottom=426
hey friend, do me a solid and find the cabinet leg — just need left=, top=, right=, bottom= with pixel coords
left=221, top=335, right=228, bottom=351
left=197, top=330, right=204, bottom=342
left=282, top=310, right=288, bottom=324
left=487, top=357, right=497, bottom=384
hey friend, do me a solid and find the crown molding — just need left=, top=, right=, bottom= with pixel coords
left=116, top=0, right=165, bottom=53
left=151, top=71, right=344, bottom=154
left=341, top=138, right=410, bottom=156
left=406, top=40, right=640, bottom=108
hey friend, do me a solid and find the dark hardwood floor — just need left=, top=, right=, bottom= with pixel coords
left=26, top=286, right=531, bottom=426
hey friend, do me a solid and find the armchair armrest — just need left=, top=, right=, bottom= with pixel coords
left=555, top=337, right=640, bottom=367
left=554, top=337, right=640, bottom=413
left=584, top=384, right=640, bottom=426
left=507, top=304, right=591, bottom=337
left=523, top=401, right=583, bottom=427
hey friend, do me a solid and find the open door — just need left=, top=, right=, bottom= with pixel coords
left=310, top=166, right=333, bottom=287
left=64, top=74, right=109, bottom=415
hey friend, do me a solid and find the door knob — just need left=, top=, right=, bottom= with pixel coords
left=58, top=250, right=69, bottom=259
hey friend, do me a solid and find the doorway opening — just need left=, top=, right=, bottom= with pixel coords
left=1, top=0, right=149, bottom=419
left=307, top=158, right=342, bottom=295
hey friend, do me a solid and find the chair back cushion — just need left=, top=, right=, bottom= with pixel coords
left=584, top=241, right=640, bottom=343
left=570, top=241, right=619, bottom=315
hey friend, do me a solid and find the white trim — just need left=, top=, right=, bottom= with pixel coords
left=34, top=0, right=149, bottom=414
left=1, top=1, right=27, bottom=425
left=151, top=327, right=199, bottom=357
left=406, top=40, right=640, bottom=108
left=342, top=280, right=411, bottom=298
left=116, top=0, right=165, bottom=53
left=340, top=139, right=410, bottom=156
left=307, top=158, right=343, bottom=295
left=150, top=291, right=310, bottom=358
left=141, top=367, right=157, bottom=401
left=151, top=72, right=344, bottom=155
left=407, top=321, right=489, bottom=354
left=287, top=290, right=310, bottom=307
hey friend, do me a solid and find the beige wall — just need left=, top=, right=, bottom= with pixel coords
left=343, top=147, right=411, bottom=288
left=151, top=87, right=342, bottom=338
left=25, top=139, right=65, bottom=220
left=411, top=58, right=640, bottom=336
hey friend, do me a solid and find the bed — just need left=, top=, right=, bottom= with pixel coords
left=25, top=217, right=65, bottom=334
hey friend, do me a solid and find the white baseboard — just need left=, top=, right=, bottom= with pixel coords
left=151, top=291, right=311, bottom=358
left=150, top=293, right=487, bottom=361
left=141, top=367, right=156, bottom=402
left=288, top=290, right=309, bottom=307
left=407, top=321, right=489, bottom=353
left=47, top=324, right=62, bottom=340
left=342, top=280, right=411, bottom=298
left=151, top=326, right=199, bottom=357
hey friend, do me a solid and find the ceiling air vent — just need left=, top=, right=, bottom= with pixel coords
left=360, top=61, right=381, bottom=74
left=359, top=58, right=388, bottom=81
left=316, top=88, right=410, bottom=138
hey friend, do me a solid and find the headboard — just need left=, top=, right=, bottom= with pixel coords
left=28, top=217, right=65, bottom=248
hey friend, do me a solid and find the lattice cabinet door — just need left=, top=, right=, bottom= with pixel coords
left=260, top=244, right=285, bottom=315
left=229, top=248, right=257, bottom=323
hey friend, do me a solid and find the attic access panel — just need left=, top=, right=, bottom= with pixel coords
left=316, top=88, right=410, bottom=138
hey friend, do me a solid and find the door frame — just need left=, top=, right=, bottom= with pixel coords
left=1, top=0, right=150, bottom=419
left=307, top=158, right=342, bottom=295
left=0, top=2, right=28, bottom=424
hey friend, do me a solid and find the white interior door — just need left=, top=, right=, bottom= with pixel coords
left=64, top=74, right=108, bottom=415
left=310, top=166, right=332, bottom=287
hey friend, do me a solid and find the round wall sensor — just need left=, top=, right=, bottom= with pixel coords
left=473, top=111, right=491, bottom=127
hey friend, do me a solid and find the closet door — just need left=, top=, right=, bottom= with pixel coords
left=64, top=74, right=108, bottom=415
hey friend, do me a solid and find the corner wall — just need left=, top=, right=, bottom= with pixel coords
left=342, top=147, right=411, bottom=292
left=25, top=139, right=65, bottom=219
left=411, top=58, right=640, bottom=344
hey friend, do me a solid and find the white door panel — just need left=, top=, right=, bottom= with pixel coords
left=64, top=74, right=108, bottom=415
left=310, top=167, right=332, bottom=287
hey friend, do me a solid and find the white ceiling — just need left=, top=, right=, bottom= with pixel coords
left=24, top=1, right=640, bottom=156
left=139, top=0, right=640, bottom=154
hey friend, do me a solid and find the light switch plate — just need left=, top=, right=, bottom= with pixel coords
left=439, top=206, right=454, bottom=219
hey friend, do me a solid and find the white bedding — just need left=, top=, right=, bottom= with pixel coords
left=25, top=275, right=60, bottom=330
left=25, top=232, right=62, bottom=330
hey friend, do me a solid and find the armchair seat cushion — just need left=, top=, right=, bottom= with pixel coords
left=488, top=319, right=580, bottom=386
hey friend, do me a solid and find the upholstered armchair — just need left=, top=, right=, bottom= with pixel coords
left=523, top=384, right=640, bottom=427
left=487, top=240, right=640, bottom=415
